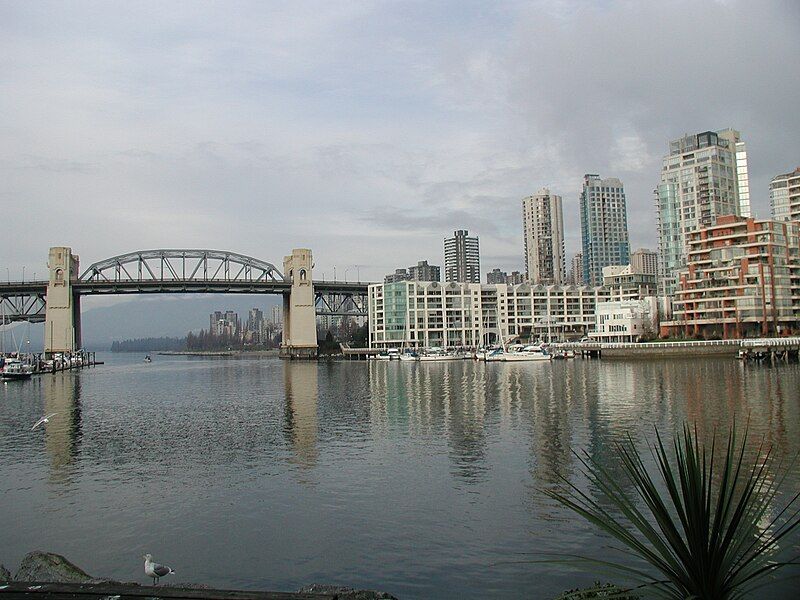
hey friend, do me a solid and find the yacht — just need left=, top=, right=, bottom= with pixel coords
left=1, top=357, right=34, bottom=380
left=418, top=347, right=462, bottom=361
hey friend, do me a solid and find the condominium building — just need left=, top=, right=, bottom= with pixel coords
left=384, top=268, right=410, bottom=283
left=630, top=248, right=658, bottom=278
left=580, top=174, right=630, bottom=286
left=656, top=129, right=749, bottom=295
left=368, top=281, right=609, bottom=349
left=522, top=188, right=565, bottom=284
left=770, top=167, right=800, bottom=222
left=444, top=230, right=480, bottom=283
left=661, top=215, right=800, bottom=338
left=569, top=252, right=584, bottom=285
left=486, top=269, right=525, bottom=285
left=408, top=260, right=441, bottom=282
left=602, top=264, right=658, bottom=301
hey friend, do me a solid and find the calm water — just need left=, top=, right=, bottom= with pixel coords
left=1, top=354, right=799, bottom=598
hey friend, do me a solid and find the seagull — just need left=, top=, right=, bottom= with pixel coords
left=31, top=413, right=57, bottom=430
left=143, top=554, right=175, bottom=585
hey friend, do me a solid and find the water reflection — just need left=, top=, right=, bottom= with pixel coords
left=42, top=373, right=83, bottom=484
left=283, top=361, right=319, bottom=472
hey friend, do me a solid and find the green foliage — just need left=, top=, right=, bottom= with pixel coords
left=545, top=424, right=800, bottom=599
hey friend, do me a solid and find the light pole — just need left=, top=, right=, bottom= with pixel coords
left=22, top=267, right=25, bottom=283
left=344, top=268, right=351, bottom=282
left=333, top=266, right=337, bottom=281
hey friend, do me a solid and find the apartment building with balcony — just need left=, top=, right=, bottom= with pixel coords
left=368, top=281, right=609, bottom=349
left=661, top=215, right=800, bottom=338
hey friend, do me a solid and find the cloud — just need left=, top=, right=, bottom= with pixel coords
left=1, top=0, right=798, bottom=285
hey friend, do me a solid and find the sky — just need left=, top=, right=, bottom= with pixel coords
left=2, top=0, right=800, bottom=288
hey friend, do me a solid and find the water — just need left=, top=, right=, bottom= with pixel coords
left=1, top=354, right=799, bottom=598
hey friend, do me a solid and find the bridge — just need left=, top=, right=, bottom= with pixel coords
left=0, top=247, right=369, bottom=359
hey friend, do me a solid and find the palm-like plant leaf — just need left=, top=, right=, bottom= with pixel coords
left=544, top=423, right=800, bottom=599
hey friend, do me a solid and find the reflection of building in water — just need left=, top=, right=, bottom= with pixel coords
left=283, top=362, right=319, bottom=470
left=43, top=373, right=82, bottom=483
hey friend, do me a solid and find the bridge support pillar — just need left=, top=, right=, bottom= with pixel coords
left=280, top=248, right=318, bottom=359
left=44, top=247, right=81, bottom=357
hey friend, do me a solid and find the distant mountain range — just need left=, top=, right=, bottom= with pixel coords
left=4, top=294, right=282, bottom=352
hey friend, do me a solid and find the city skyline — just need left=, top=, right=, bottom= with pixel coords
left=2, top=1, right=799, bottom=295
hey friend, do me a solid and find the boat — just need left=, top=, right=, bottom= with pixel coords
left=399, top=350, right=419, bottom=361
left=1, top=357, right=35, bottom=380
left=418, top=347, right=462, bottom=361
left=502, top=346, right=552, bottom=361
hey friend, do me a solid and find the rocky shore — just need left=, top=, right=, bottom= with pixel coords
left=1, top=551, right=397, bottom=599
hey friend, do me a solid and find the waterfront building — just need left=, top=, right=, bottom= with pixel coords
left=368, top=281, right=608, bottom=349
left=593, top=298, right=659, bottom=343
left=580, top=174, right=630, bottom=286
left=661, top=215, right=800, bottom=338
left=408, top=260, right=441, bottom=282
left=770, top=167, right=800, bottom=222
left=523, top=188, right=565, bottom=284
left=630, top=248, right=658, bottom=278
left=444, top=230, right=480, bottom=283
left=656, top=129, right=749, bottom=295
left=569, top=252, right=584, bottom=285
left=602, top=264, right=658, bottom=301
left=271, top=305, right=282, bottom=326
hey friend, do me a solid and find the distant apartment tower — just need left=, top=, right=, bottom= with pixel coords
left=655, top=129, right=749, bottom=295
left=569, top=252, right=584, bottom=285
left=271, top=305, right=282, bottom=326
left=630, top=248, right=658, bottom=278
left=246, top=308, right=264, bottom=333
left=385, top=260, right=441, bottom=283
left=444, top=230, right=480, bottom=283
left=408, top=260, right=440, bottom=282
left=486, top=269, right=525, bottom=285
left=770, top=167, right=800, bottom=221
left=384, top=268, right=410, bottom=284
left=580, top=174, right=630, bottom=286
left=522, top=188, right=565, bottom=284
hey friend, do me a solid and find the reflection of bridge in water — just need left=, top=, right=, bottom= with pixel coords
left=0, top=247, right=369, bottom=359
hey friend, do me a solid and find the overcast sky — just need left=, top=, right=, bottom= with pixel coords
left=2, top=0, right=799, bottom=284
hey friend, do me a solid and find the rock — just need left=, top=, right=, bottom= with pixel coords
left=298, top=584, right=398, bottom=599
left=14, top=551, right=92, bottom=583
left=0, top=564, right=11, bottom=581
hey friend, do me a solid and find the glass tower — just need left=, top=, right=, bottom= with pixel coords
left=579, top=174, right=630, bottom=287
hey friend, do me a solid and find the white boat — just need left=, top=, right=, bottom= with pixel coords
left=1, top=357, right=35, bottom=380
left=502, top=348, right=552, bottom=361
left=399, top=351, right=419, bottom=362
left=418, top=348, right=462, bottom=361
left=387, top=348, right=401, bottom=360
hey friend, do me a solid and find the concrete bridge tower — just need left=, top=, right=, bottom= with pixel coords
left=44, top=246, right=81, bottom=356
left=280, top=248, right=318, bottom=359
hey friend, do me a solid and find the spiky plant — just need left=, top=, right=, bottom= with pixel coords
left=544, top=424, right=800, bottom=599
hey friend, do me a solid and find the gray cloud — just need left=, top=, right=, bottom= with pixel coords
left=1, top=0, right=798, bottom=284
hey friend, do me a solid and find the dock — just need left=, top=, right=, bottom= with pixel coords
left=551, top=337, right=800, bottom=360
left=0, top=581, right=337, bottom=599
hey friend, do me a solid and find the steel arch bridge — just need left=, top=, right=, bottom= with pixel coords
left=80, top=249, right=284, bottom=284
left=0, top=248, right=368, bottom=325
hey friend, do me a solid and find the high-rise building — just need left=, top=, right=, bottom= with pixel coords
left=630, top=248, right=658, bottom=278
left=569, top=252, right=584, bottom=285
left=522, top=188, right=565, bottom=284
left=444, top=230, right=480, bottom=283
left=580, top=174, right=630, bottom=286
left=408, top=260, right=440, bottom=282
left=246, top=308, right=264, bottom=333
left=655, top=129, right=749, bottom=295
left=770, top=167, right=800, bottom=222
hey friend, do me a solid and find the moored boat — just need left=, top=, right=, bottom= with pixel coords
left=1, top=357, right=34, bottom=380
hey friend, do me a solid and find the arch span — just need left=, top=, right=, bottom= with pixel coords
left=79, top=249, right=284, bottom=283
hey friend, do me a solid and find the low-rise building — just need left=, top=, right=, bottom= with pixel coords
left=661, top=215, right=800, bottom=338
left=384, top=268, right=410, bottom=283
left=593, top=298, right=659, bottom=343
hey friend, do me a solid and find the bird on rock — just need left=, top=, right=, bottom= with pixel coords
left=143, top=554, right=175, bottom=585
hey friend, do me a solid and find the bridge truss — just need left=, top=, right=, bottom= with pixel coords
left=80, top=249, right=284, bottom=284
left=0, top=289, right=46, bottom=323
